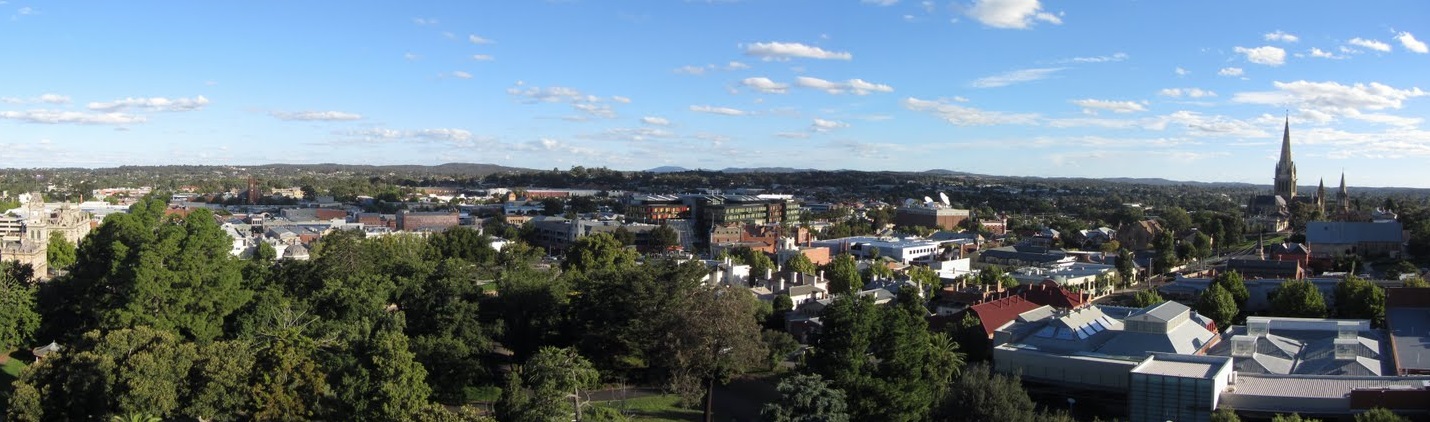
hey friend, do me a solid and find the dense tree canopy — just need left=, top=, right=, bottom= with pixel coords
left=1197, top=283, right=1239, bottom=331
left=1271, top=279, right=1328, bottom=319
left=1335, top=276, right=1387, bottom=327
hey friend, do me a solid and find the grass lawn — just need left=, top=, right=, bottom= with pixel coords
left=2, top=351, right=32, bottom=397
left=591, top=394, right=715, bottom=422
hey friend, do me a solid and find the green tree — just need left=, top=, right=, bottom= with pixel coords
left=1214, top=271, right=1250, bottom=309
left=1151, top=231, right=1179, bottom=275
left=46, top=231, right=77, bottom=271
left=785, top=253, right=817, bottom=276
left=611, top=226, right=636, bottom=246
left=1196, top=283, right=1238, bottom=331
left=1160, top=206, right=1193, bottom=235
left=761, top=373, right=850, bottom=422
left=1335, top=275, right=1386, bottom=327
left=1212, top=407, right=1242, bottom=422
left=368, top=326, right=435, bottom=421
left=253, top=241, right=278, bottom=262
left=977, top=265, right=1018, bottom=289
left=39, top=201, right=253, bottom=344
left=948, top=312, right=990, bottom=362
left=7, top=327, right=199, bottom=420
left=648, top=224, right=679, bottom=252
left=1272, top=413, right=1322, bottom=422
left=1270, top=279, right=1328, bottom=318
left=1404, top=276, right=1430, bottom=288
left=1385, top=261, right=1421, bottom=281
left=562, top=233, right=637, bottom=274
left=427, top=227, right=497, bottom=266
left=1355, top=407, right=1408, bottom=422
left=1116, top=248, right=1136, bottom=283
left=498, top=347, right=599, bottom=422
left=936, top=362, right=1037, bottom=422
left=1133, top=289, right=1166, bottom=308
left=401, top=259, right=494, bottom=402
left=805, top=295, right=878, bottom=413
left=182, top=340, right=257, bottom=421
left=659, top=285, right=768, bottom=404
left=0, top=276, right=40, bottom=353
left=825, top=253, right=862, bottom=295
left=250, top=323, right=331, bottom=421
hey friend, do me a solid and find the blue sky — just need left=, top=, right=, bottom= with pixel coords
left=2, top=1, right=1428, bottom=187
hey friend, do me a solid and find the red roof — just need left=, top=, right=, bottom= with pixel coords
left=1023, top=280, right=1086, bottom=309
left=967, top=281, right=1085, bottom=338
left=968, top=296, right=1042, bottom=339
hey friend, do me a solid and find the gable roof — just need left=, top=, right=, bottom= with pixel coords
left=969, top=296, right=1043, bottom=338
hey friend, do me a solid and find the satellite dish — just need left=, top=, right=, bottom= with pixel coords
left=939, top=192, right=950, bottom=207
left=923, top=196, right=934, bottom=205
left=903, top=198, right=917, bottom=207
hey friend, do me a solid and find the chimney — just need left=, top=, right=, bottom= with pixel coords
left=766, top=267, right=773, bottom=282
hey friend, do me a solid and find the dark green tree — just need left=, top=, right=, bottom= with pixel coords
left=1159, top=206, right=1192, bottom=235
left=1270, top=279, right=1328, bottom=318
left=761, top=373, right=850, bottom=422
left=0, top=275, right=39, bottom=354
left=936, top=362, right=1037, bottom=422
left=1355, top=407, right=1408, bottom=422
left=648, top=224, right=679, bottom=252
left=46, top=231, right=77, bottom=271
left=1214, top=271, right=1250, bottom=309
left=1133, top=289, right=1166, bottom=308
left=1272, top=413, right=1322, bottom=422
left=1334, top=275, right=1386, bottom=327
left=825, top=253, right=862, bottom=295
left=1196, top=283, right=1238, bottom=331
left=401, top=259, right=494, bottom=402
left=427, top=227, right=497, bottom=266
left=562, top=233, right=637, bottom=274
left=1212, top=408, right=1242, bottom=422
left=1116, top=248, right=1136, bottom=283
left=785, top=253, right=817, bottom=276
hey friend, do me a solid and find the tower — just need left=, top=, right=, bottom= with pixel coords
left=25, top=192, right=47, bottom=245
left=1273, top=118, right=1297, bottom=200
left=247, top=176, right=259, bottom=205
left=1337, top=172, right=1350, bottom=215
left=1317, top=178, right=1326, bottom=215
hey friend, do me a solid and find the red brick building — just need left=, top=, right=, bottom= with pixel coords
left=397, top=211, right=459, bottom=232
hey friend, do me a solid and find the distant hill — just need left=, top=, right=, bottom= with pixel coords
left=720, top=167, right=818, bottom=173
left=646, top=166, right=689, bottom=173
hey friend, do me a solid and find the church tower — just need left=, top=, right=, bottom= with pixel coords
left=1317, top=178, right=1326, bottom=215
left=1337, top=172, right=1350, bottom=215
left=24, top=192, right=48, bottom=245
left=1273, top=118, right=1297, bottom=200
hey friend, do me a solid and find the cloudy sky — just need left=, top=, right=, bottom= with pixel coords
left=1, top=1, right=1428, bottom=187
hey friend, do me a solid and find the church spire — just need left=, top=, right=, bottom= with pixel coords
left=1280, top=116, right=1293, bottom=164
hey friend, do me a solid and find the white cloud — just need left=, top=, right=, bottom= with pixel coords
left=1175, top=67, right=1190, bottom=76
left=469, top=34, right=496, bottom=44
left=1, top=94, right=70, bottom=105
left=965, top=0, right=1062, bottom=29
left=862, top=0, right=899, bottom=5
left=1218, top=67, right=1245, bottom=77
left=451, top=71, right=473, bottom=79
left=1158, top=88, right=1217, bottom=98
left=674, top=61, right=750, bottom=75
left=792, top=76, right=895, bottom=95
left=506, top=83, right=627, bottom=119
left=472, top=54, right=494, bottom=61
left=1305, top=47, right=1344, bottom=59
left=342, top=128, right=477, bottom=144
left=741, top=77, right=789, bottom=94
left=641, top=116, right=670, bottom=126
left=1348, top=37, right=1391, bottom=52
left=1263, top=30, right=1299, bottom=43
left=1233, top=45, right=1286, bottom=66
left=87, top=95, right=210, bottom=112
left=0, top=110, right=146, bottom=125
left=776, top=132, right=811, bottom=139
left=1397, top=32, right=1429, bottom=54
left=811, top=118, right=849, bottom=132
left=689, top=105, right=749, bottom=116
left=744, top=42, right=852, bottom=61
left=270, top=111, right=363, bottom=121
left=902, top=97, right=1039, bottom=126
left=1232, top=80, right=1427, bottom=115
left=1062, top=52, right=1128, bottom=63
left=970, top=68, right=1063, bottom=88
left=412, top=18, right=439, bottom=26
left=1071, top=99, right=1146, bottom=114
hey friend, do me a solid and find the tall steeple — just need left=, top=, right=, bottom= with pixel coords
left=1317, top=178, right=1326, bottom=215
left=1337, top=172, right=1350, bottom=214
left=1273, top=117, right=1297, bottom=199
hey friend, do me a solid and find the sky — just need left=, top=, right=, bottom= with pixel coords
left=1, top=1, right=1428, bottom=187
